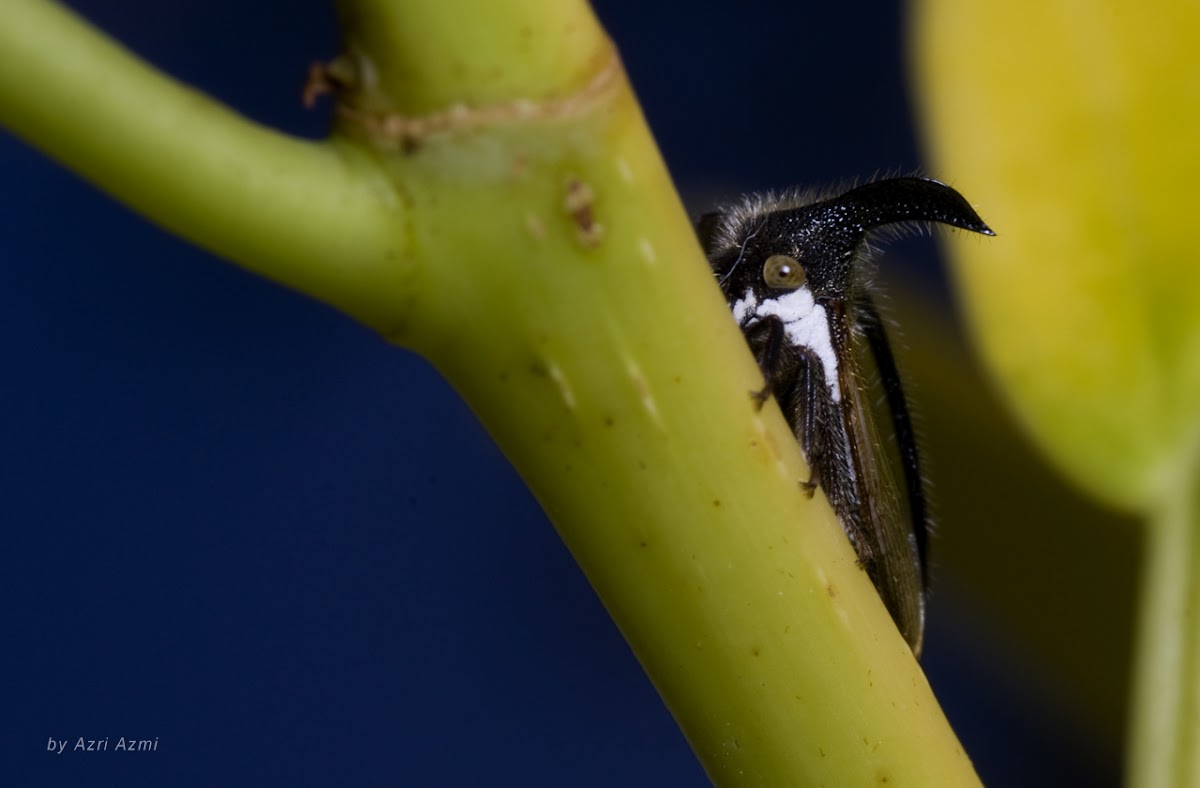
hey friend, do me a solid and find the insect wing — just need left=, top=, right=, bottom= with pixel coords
left=827, top=299, right=926, bottom=654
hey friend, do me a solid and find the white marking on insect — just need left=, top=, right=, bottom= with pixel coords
left=744, top=286, right=841, bottom=402
left=732, top=288, right=758, bottom=324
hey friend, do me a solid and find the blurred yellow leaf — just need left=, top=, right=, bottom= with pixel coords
left=912, top=1, right=1200, bottom=512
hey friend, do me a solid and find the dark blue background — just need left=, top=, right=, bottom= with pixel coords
left=1, top=2, right=1116, bottom=786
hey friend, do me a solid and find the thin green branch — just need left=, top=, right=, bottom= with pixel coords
left=1129, top=462, right=1200, bottom=788
left=0, top=0, right=410, bottom=332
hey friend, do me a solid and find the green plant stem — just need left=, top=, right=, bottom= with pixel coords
left=1130, top=464, right=1200, bottom=788
left=0, top=0, right=409, bottom=333
left=334, top=0, right=609, bottom=113
left=1, top=0, right=983, bottom=783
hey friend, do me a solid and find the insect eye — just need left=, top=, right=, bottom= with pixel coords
left=762, top=254, right=806, bottom=289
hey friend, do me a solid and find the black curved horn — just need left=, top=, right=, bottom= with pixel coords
left=810, top=177, right=995, bottom=236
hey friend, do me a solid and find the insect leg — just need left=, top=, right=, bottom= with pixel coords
left=743, top=317, right=840, bottom=502
left=783, top=346, right=839, bottom=499
left=740, top=315, right=791, bottom=410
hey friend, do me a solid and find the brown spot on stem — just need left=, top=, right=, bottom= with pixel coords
left=563, top=177, right=603, bottom=247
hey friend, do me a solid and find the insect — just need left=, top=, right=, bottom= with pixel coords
left=697, top=177, right=994, bottom=656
